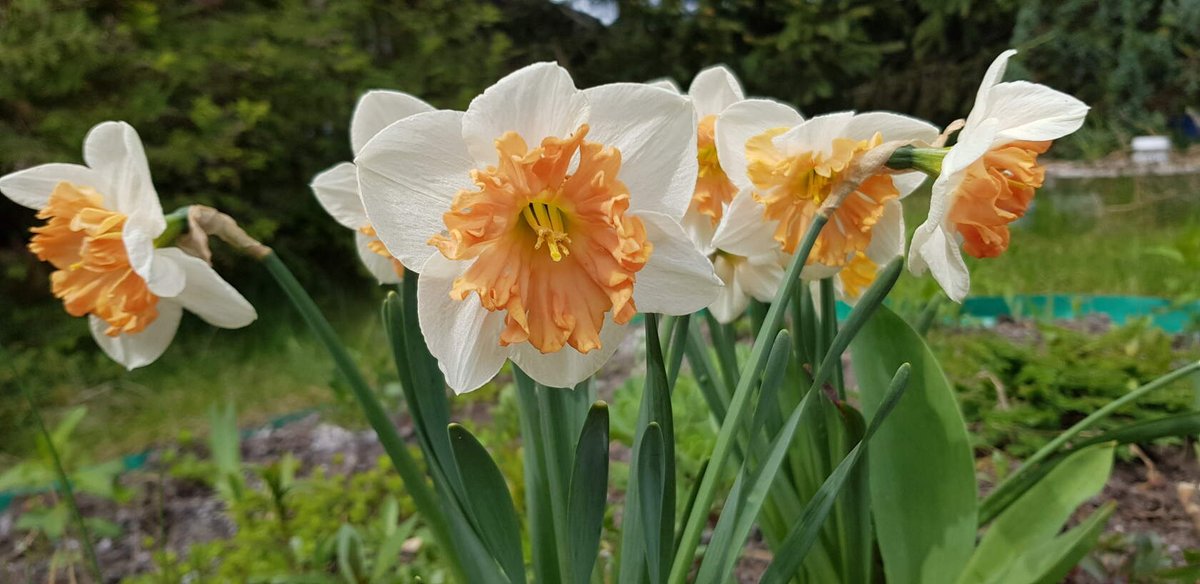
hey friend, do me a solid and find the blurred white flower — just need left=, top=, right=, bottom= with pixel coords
left=909, top=50, right=1088, bottom=302
left=357, top=63, right=720, bottom=393
left=0, top=122, right=256, bottom=369
left=311, top=91, right=435, bottom=283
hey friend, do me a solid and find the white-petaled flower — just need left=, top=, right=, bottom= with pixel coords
left=717, top=101, right=937, bottom=283
left=311, top=91, right=435, bottom=283
left=0, top=122, right=257, bottom=369
left=909, top=50, right=1088, bottom=302
left=706, top=189, right=786, bottom=323
left=650, top=65, right=749, bottom=250
left=356, top=62, right=721, bottom=393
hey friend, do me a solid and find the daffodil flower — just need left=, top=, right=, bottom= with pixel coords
left=356, top=63, right=721, bottom=393
left=717, top=101, right=937, bottom=281
left=0, top=122, right=256, bottom=369
left=909, top=50, right=1088, bottom=302
left=311, top=91, right=435, bottom=283
left=650, top=66, right=749, bottom=249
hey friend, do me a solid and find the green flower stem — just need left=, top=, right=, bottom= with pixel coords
left=153, top=206, right=190, bottom=248
left=885, top=145, right=949, bottom=176
left=981, top=359, right=1200, bottom=523
left=259, top=252, right=460, bottom=574
left=15, top=376, right=103, bottom=583
left=669, top=214, right=830, bottom=584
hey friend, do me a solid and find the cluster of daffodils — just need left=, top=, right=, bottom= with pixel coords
left=1, top=50, right=1084, bottom=391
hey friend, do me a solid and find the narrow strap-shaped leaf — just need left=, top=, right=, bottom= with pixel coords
left=684, top=326, right=730, bottom=423
left=704, top=311, right=740, bottom=393
left=638, top=423, right=666, bottom=584
left=673, top=458, right=708, bottom=553
left=447, top=423, right=525, bottom=584
left=818, top=278, right=845, bottom=399
left=568, top=402, right=611, bottom=584
left=759, top=364, right=911, bottom=584
left=513, top=369, right=561, bottom=584
left=1070, top=411, right=1200, bottom=450
left=747, top=331, right=793, bottom=454
left=538, top=384, right=580, bottom=583
left=643, top=314, right=677, bottom=579
left=665, top=314, right=691, bottom=389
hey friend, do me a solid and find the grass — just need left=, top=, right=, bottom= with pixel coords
left=3, top=172, right=1199, bottom=466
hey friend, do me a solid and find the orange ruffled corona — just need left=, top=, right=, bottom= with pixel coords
left=691, top=115, right=738, bottom=226
left=29, top=182, right=159, bottom=336
left=747, top=130, right=898, bottom=265
left=948, top=140, right=1050, bottom=259
left=429, top=124, right=652, bottom=355
left=359, top=224, right=405, bottom=277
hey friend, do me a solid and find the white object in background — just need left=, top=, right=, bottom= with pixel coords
left=1131, top=135, right=1171, bottom=165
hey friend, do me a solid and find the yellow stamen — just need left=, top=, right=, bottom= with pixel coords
left=522, top=201, right=571, bottom=262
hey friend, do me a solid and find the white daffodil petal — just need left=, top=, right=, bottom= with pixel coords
left=311, top=162, right=369, bottom=230
left=417, top=254, right=510, bottom=394
left=689, top=65, right=744, bottom=117
left=910, top=223, right=971, bottom=302
left=89, top=303, right=183, bottom=370
left=0, top=163, right=101, bottom=210
left=155, top=248, right=256, bottom=328
left=893, top=171, right=929, bottom=198
left=710, top=189, right=778, bottom=258
left=632, top=211, right=722, bottom=314
left=738, top=259, right=784, bottom=302
left=774, top=112, right=855, bottom=158
left=715, top=99, right=804, bottom=192
left=646, top=78, right=682, bottom=93
left=122, top=229, right=186, bottom=298
left=583, top=83, right=697, bottom=221
left=355, top=230, right=402, bottom=285
left=840, top=111, right=939, bottom=144
left=83, top=121, right=165, bottom=236
left=510, top=317, right=629, bottom=389
left=965, top=49, right=1018, bottom=131
left=709, top=255, right=749, bottom=324
left=866, top=200, right=905, bottom=264
left=941, top=118, right=999, bottom=178
left=681, top=209, right=719, bottom=255
left=462, top=62, right=590, bottom=167
left=350, top=90, right=435, bottom=155
left=357, top=110, right=476, bottom=272
left=986, top=81, right=1089, bottom=144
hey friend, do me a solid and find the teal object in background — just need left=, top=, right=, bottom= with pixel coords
left=831, top=295, right=1198, bottom=333
left=959, top=295, right=1200, bottom=333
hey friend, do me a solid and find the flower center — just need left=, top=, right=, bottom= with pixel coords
left=746, top=129, right=898, bottom=265
left=948, top=140, right=1051, bottom=259
left=359, top=224, right=405, bottom=277
left=521, top=201, right=572, bottom=262
left=690, top=115, right=738, bottom=226
left=29, top=181, right=159, bottom=336
left=429, top=124, right=652, bottom=355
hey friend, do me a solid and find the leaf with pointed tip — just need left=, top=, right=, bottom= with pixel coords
left=448, top=423, right=525, bottom=584
left=568, top=402, right=611, bottom=584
